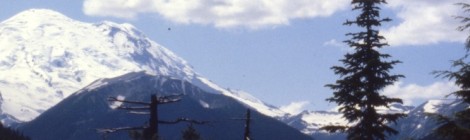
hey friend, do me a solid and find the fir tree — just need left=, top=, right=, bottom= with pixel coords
left=458, top=3, right=470, bottom=49
left=321, top=0, right=406, bottom=139
left=431, top=2, right=470, bottom=139
left=181, top=124, right=201, bottom=140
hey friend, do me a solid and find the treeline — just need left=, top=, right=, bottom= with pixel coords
left=0, top=122, right=30, bottom=140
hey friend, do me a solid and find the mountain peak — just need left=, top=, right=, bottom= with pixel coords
left=19, top=73, right=313, bottom=140
left=0, top=9, right=285, bottom=124
left=17, top=9, right=65, bottom=16
left=3, top=9, right=71, bottom=24
left=0, top=9, right=196, bottom=123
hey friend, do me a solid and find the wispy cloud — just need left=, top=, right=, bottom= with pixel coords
left=280, top=101, right=310, bottom=115
left=323, top=39, right=355, bottom=52
left=382, top=81, right=459, bottom=105
left=323, top=39, right=344, bottom=47
left=82, top=0, right=349, bottom=29
left=382, top=0, right=466, bottom=46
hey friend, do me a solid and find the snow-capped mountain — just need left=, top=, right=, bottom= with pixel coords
left=19, top=72, right=313, bottom=140
left=283, top=103, right=414, bottom=139
left=0, top=9, right=284, bottom=125
left=287, top=99, right=459, bottom=140
left=282, top=110, right=347, bottom=139
left=389, top=99, right=467, bottom=140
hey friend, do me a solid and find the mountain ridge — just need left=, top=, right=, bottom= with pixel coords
left=0, top=8, right=284, bottom=125
left=19, top=71, right=313, bottom=140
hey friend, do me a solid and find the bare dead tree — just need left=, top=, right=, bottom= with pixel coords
left=244, top=109, right=251, bottom=140
left=232, top=109, right=252, bottom=140
left=97, top=94, right=208, bottom=140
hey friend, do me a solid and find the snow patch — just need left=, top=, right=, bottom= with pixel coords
left=199, top=100, right=210, bottom=108
left=0, top=9, right=286, bottom=125
left=280, top=101, right=310, bottom=115
left=195, top=76, right=286, bottom=117
left=109, top=95, right=125, bottom=109
left=85, top=79, right=108, bottom=92
left=423, top=100, right=448, bottom=113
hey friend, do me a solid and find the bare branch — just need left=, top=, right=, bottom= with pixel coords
left=157, top=94, right=182, bottom=104
left=157, top=99, right=181, bottom=104
left=108, top=97, right=150, bottom=105
left=116, top=106, right=150, bottom=110
left=160, top=94, right=183, bottom=99
left=158, top=118, right=209, bottom=125
left=128, top=111, right=150, bottom=115
left=96, top=126, right=145, bottom=134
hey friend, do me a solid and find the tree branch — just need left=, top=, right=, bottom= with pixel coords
left=158, top=118, right=209, bottom=125
left=157, top=94, right=183, bottom=104
left=96, top=126, right=145, bottom=134
left=116, top=106, right=150, bottom=110
left=108, top=97, right=150, bottom=105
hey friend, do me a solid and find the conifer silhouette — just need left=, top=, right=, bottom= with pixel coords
left=321, top=0, right=406, bottom=139
left=181, top=124, right=201, bottom=140
left=431, top=2, right=470, bottom=139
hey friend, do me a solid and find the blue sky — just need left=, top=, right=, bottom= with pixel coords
left=1, top=0, right=467, bottom=113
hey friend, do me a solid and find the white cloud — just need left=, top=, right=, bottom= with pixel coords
left=83, top=0, right=349, bottom=29
left=323, top=39, right=343, bottom=47
left=382, top=81, right=459, bottom=105
left=82, top=0, right=467, bottom=43
left=382, top=0, right=467, bottom=46
left=323, top=39, right=355, bottom=52
left=280, top=101, right=310, bottom=115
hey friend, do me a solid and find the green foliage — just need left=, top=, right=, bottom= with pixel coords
left=0, top=122, right=31, bottom=140
left=321, top=0, right=405, bottom=139
left=430, top=3, right=470, bottom=139
left=181, top=124, right=201, bottom=140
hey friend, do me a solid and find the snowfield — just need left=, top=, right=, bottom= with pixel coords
left=0, top=9, right=286, bottom=125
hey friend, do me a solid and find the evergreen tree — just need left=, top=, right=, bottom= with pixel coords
left=431, top=2, right=470, bottom=139
left=458, top=3, right=470, bottom=49
left=321, top=0, right=406, bottom=139
left=181, top=124, right=201, bottom=140
left=0, top=122, right=31, bottom=140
